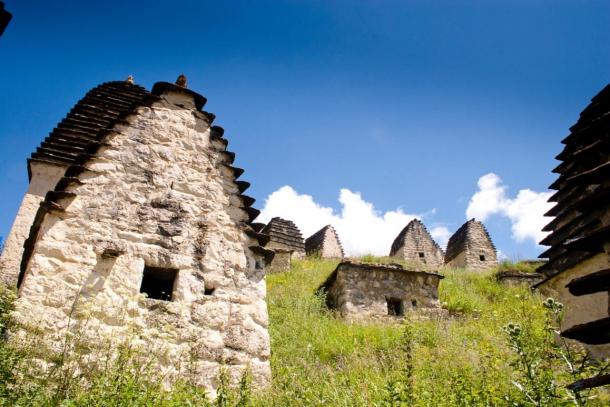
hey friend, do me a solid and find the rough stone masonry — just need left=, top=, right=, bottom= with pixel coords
left=320, top=261, right=444, bottom=321
left=2, top=77, right=273, bottom=394
left=390, top=219, right=444, bottom=270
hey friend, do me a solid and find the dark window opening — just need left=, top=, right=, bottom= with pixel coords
left=204, top=285, right=215, bottom=296
left=418, top=252, right=425, bottom=258
left=411, top=299, right=417, bottom=308
left=387, top=298, right=404, bottom=316
left=140, top=266, right=177, bottom=301
left=479, top=255, right=486, bottom=261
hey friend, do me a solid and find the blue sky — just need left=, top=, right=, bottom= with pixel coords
left=0, top=1, right=608, bottom=258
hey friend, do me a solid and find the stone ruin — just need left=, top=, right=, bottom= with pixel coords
left=535, top=82, right=610, bottom=362
left=495, top=271, right=543, bottom=287
left=305, top=225, right=345, bottom=259
left=319, top=261, right=444, bottom=321
left=260, top=217, right=305, bottom=273
left=444, top=219, right=497, bottom=271
left=390, top=219, right=444, bottom=270
left=0, top=76, right=273, bottom=393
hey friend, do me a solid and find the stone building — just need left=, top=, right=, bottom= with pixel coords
left=305, top=225, right=344, bottom=259
left=389, top=219, right=444, bottom=269
left=2, top=76, right=273, bottom=392
left=261, top=217, right=305, bottom=273
left=0, top=2, right=11, bottom=37
left=319, top=261, right=444, bottom=321
left=534, top=83, right=610, bottom=359
left=444, top=219, right=497, bottom=271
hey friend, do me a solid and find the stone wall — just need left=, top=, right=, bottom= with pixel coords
left=13, top=89, right=271, bottom=394
left=324, top=262, right=443, bottom=321
left=536, top=252, right=610, bottom=358
left=267, top=241, right=304, bottom=259
left=495, top=271, right=544, bottom=287
left=267, top=249, right=292, bottom=274
left=319, top=228, right=343, bottom=258
left=446, top=225, right=497, bottom=271
left=391, top=222, right=444, bottom=270
left=0, top=161, right=67, bottom=287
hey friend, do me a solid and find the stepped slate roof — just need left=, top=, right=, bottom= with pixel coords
left=445, top=219, right=496, bottom=263
left=0, top=2, right=11, bottom=37
left=261, top=217, right=305, bottom=253
left=390, top=219, right=443, bottom=257
left=305, top=225, right=345, bottom=257
left=537, top=83, right=610, bottom=278
left=29, top=81, right=157, bottom=178
left=18, top=77, right=270, bottom=286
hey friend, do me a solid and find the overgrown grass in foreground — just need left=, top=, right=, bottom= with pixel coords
left=0, top=258, right=608, bottom=406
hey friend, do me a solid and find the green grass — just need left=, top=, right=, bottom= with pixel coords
left=0, top=258, right=608, bottom=406
left=496, top=259, right=543, bottom=274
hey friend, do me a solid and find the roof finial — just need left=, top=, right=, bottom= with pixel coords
left=126, top=75, right=134, bottom=84
left=176, top=74, right=187, bottom=88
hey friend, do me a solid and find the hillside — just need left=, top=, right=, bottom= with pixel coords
left=0, top=258, right=608, bottom=406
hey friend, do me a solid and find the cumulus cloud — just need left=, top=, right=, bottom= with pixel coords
left=257, top=186, right=423, bottom=256
left=466, top=173, right=554, bottom=245
left=430, top=226, right=451, bottom=250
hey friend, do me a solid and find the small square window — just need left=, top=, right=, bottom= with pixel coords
left=479, top=255, right=486, bottom=261
left=387, top=298, right=404, bottom=316
left=418, top=252, right=425, bottom=258
left=140, top=266, right=178, bottom=301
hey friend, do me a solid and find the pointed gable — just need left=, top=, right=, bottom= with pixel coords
left=305, top=225, right=345, bottom=258
left=390, top=219, right=444, bottom=269
left=28, top=81, right=156, bottom=178
left=445, top=219, right=497, bottom=271
left=12, top=77, right=272, bottom=391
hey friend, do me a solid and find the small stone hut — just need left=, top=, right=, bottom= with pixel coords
left=305, top=225, right=344, bottom=259
left=261, top=217, right=305, bottom=273
left=390, top=219, right=444, bottom=269
left=534, top=83, right=610, bottom=359
left=319, top=261, right=444, bottom=321
left=444, top=219, right=497, bottom=271
left=0, top=76, right=273, bottom=392
left=0, top=2, right=11, bottom=37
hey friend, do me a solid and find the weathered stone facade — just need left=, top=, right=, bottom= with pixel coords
left=444, top=219, right=497, bottom=271
left=0, top=161, right=67, bottom=286
left=305, top=225, right=344, bottom=259
left=7, top=78, right=272, bottom=393
left=535, top=257, right=610, bottom=358
left=535, top=83, right=610, bottom=359
left=390, top=219, right=444, bottom=270
left=267, top=248, right=292, bottom=274
left=320, top=261, right=443, bottom=321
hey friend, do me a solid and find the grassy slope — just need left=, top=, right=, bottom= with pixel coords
left=253, top=258, right=607, bottom=406
left=1, top=258, right=608, bottom=406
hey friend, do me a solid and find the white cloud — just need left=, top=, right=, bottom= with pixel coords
left=257, top=186, right=423, bottom=256
left=497, top=250, right=508, bottom=261
left=466, top=173, right=554, bottom=245
left=430, top=226, right=451, bottom=249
